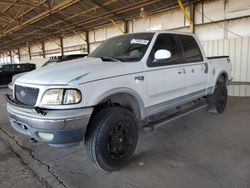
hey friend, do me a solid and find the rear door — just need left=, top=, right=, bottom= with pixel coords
left=177, top=34, right=209, bottom=96
left=145, top=33, right=188, bottom=115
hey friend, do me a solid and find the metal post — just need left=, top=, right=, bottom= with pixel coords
left=86, top=31, right=90, bottom=54
left=60, top=37, right=64, bottom=56
left=28, top=46, right=32, bottom=60
left=17, top=48, right=21, bottom=62
left=9, top=50, right=12, bottom=63
left=190, top=2, right=195, bottom=33
left=42, top=42, right=46, bottom=58
left=202, top=1, right=204, bottom=24
left=124, top=20, right=128, bottom=34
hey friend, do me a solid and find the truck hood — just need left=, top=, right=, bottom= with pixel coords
left=16, top=58, right=143, bottom=85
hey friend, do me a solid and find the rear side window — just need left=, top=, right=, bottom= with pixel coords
left=178, top=35, right=203, bottom=63
left=9, top=66, right=15, bottom=72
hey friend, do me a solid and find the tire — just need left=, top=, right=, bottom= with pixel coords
left=207, top=85, right=228, bottom=114
left=85, top=107, right=138, bottom=171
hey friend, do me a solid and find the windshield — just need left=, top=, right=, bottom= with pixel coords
left=88, top=33, right=154, bottom=62
left=42, top=59, right=58, bottom=67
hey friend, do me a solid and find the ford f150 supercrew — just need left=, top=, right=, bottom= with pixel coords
left=5, top=31, right=232, bottom=171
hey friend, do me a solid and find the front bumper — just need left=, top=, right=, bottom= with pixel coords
left=6, top=95, right=93, bottom=147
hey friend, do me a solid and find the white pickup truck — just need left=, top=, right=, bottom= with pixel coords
left=5, top=31, right=232, bottom=171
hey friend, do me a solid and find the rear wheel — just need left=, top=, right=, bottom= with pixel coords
left=207, top=83, right=228, bottom=114
left=85, top=107, right=138, bottom=171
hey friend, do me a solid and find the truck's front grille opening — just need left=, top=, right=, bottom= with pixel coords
left=15, top=85, right=39, bottom=106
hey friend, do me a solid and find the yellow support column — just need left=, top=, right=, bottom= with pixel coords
left=72, top=30, right=87, bottom=43
left=111, top=19, right=125, bottom=34
left=178, top=0, right=193, bottom=33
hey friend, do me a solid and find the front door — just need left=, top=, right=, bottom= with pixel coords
left=145, top=33, right=188, bottom=116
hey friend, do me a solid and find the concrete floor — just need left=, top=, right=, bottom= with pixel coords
left=0, top=88, right=250, bottom=188
left=0, top=136, right=47, bottom=188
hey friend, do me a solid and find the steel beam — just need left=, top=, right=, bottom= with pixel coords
left=0, top=0, right=47, bottom=30
left=0, top=0, right=80, bottom=39
left=0, top=0, right=205, bottom=52
left=3, top=0, right=158, bottom=42
left=0, top=0, right=47, bottom=10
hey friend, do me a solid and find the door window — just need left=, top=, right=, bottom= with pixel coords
left=2, top=66, right=9, bottom=72
left=147, top=34, right=181, bottom=67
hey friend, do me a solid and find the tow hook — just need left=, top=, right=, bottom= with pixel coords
left=34, top=107, right=47, bottom=116
left=29, top=138, right=37, bottom=143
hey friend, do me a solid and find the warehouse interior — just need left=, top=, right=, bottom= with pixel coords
left=1, top=0, right=250, bottom=95
left=0, top=0, right=250, bottom=187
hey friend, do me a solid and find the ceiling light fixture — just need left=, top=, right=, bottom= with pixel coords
left=139, top=7, right=148, bottom=18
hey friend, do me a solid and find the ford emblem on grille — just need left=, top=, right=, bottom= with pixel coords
left=20, top=90, right=26, bottom=97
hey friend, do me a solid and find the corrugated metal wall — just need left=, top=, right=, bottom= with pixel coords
left=202, top=37, right=250, bottom=96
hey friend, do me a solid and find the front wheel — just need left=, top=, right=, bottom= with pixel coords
left=207, top=85, right=228, bottom=113
left=85, top=107, right=138, bottom=171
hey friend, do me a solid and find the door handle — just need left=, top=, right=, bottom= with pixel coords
left=201, top=64, right=205, bottom=70
left=177, top=68, right=185, bottom=74
left=201, top=63, right=208, bottom=73
left=135, top=76, right=144, bottom=82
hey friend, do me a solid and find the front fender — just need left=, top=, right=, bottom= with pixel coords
left=94, top=87, right=147, bottom=120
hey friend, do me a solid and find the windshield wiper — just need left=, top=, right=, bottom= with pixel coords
left=100, top=57, right=121, bottom=62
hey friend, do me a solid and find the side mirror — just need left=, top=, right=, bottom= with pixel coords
left=154, top=49, right=171, bottom=61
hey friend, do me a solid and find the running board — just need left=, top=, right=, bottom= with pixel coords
left=143, top=102, right=207, bottom=131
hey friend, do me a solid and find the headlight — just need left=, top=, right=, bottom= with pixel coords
left=41, top=89, right=81, bottom=105
left=41, top=89, right=64, bottom=105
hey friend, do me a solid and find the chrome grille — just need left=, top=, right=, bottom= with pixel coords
left=15, top=85, right=39, bottom=106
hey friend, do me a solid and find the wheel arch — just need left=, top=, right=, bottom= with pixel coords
left=210, top=71, right=229, bottom=94
left=92, top=88, right=146, bottom=121
left=216, top=71, right=229, bottom=86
